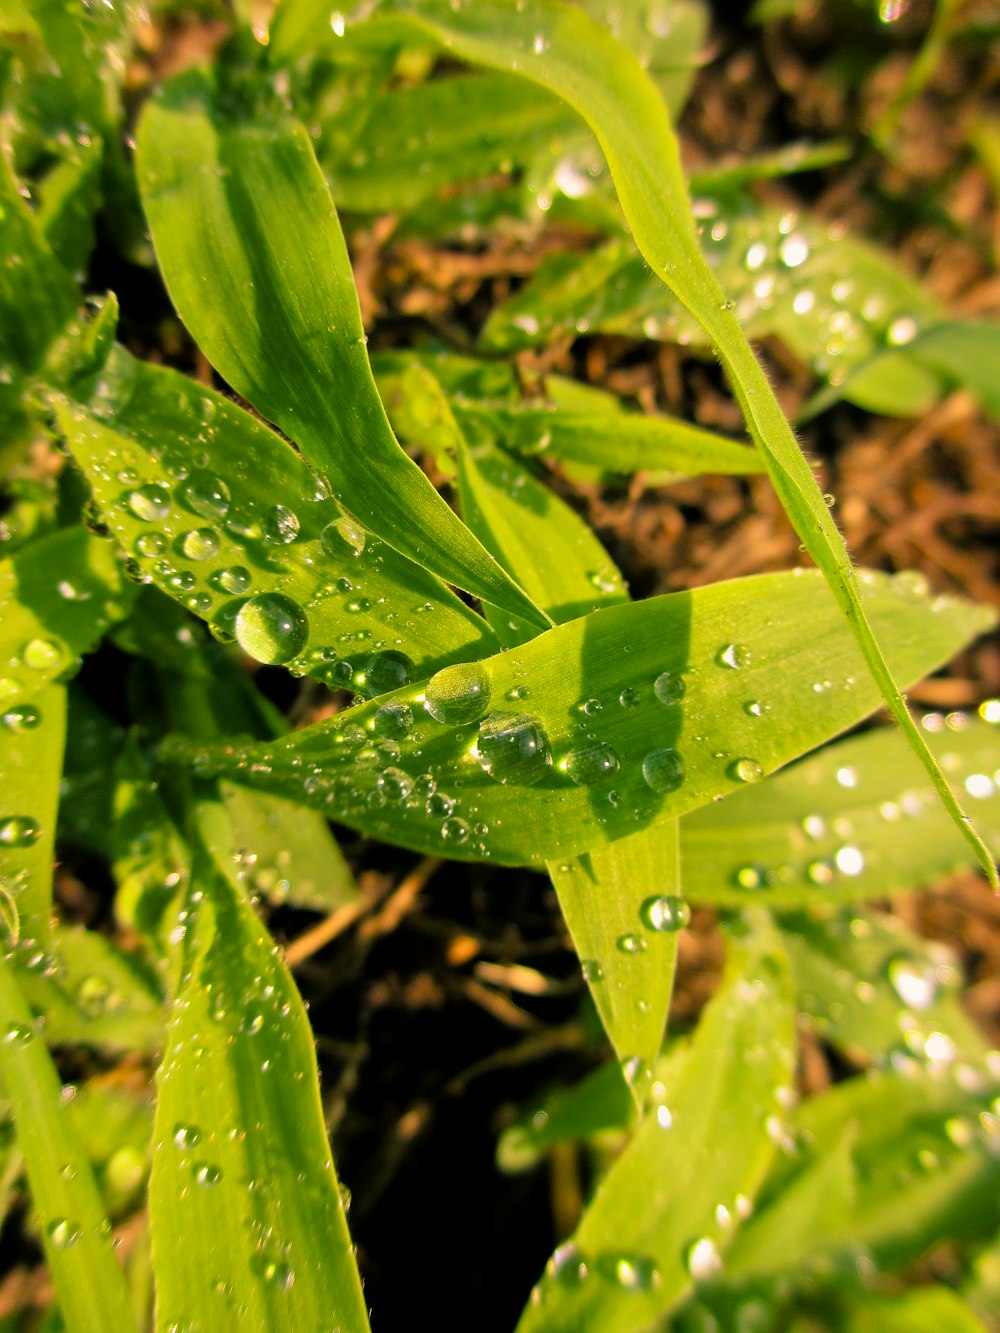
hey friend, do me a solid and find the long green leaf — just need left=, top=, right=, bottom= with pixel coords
left=57, top=350, right=501, bottom=685
left=515, top=919, right=796, bottom=1332
left=183, top=569, right=992, bottom=866
left=150, top=812, right=369, bottom=1332
left=681, top=716, right=1000, bottom=907
left=135, top=70, right=547, bottom=631
left=0, top=682, right=64, bottom=942
left=0, top=952, right=136, bottom=1333
left=345, top=0, right=996, bottom=887
left=0, top=526, right=134, bottom=706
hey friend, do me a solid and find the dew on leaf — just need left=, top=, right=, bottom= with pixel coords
left=135, top=532, right=166, bottom=558
left=563, top=742, right=620, bottom=786
left=23, top=638, right=63, bottom=670
left=729, top=757, right=764, bottom=784
left=321, top=516, right=366, bottom=558
left=1, top=705, right=40, bottom=733
left=653, top=671, right=685, bottom=705
left=424, top=662, right=492, bottom=725
left=716, top=642, right=751, bottom=670
left=641, top=748, right=684, bottom=793
left=363, top=650, right=413, bottom=697
left=180, top=528, right=221, bottom=561
left=476, top=714, right=552, bottom=786
left=261, top=505, right=300, bottom=544
left=0, top=816, right=41, bottom=848
left=234, top=594, right=309, bottom=665
left=212, top=566, right=252, bottom=595
left=182, top=470, right=230, bottom=519
left=641, top=895, right=690, bottom=932
left=46, top=1219, right=81, bottom=1250
left=128, top=483, right=171, bottom=521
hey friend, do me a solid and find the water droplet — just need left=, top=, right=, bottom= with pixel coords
left=611, top=1254, right=658, bottom=1291
left=1, top=704, right=40, bottom=733
left=729, top=757, right=764, bottom=784
left=76, top=974, right=111, bottom=1016
left=181, top=528, right=220, bottom=561
left=546, top=1241, right=588, bottom=1286
left=263, top=1261, right=294, bottom=1289
left=194, top=1162, right=223, bottom=1187
left=182, top=471, right=230, bottom=519
left=4, top=1022, right=34, bottom=1046
left=686, top=1237, right=722, bottom=1281
left=128, top=483, right=171, bottom=521
left=135, top=532, right=166, bottom=558
left=320, top=516, right=366, bottom=557
left=261, top=505, right=300, bottom=544
left=23, top=638, right=63, bottom=670
left=835, top=766, right=858, bottom=789
left=376, top=768, right=413, bottom=802
left=46, top=1219, right=81, bottom=1250
left=363, top=650, right=413, bottom=697
left=424, top=663, right=491, bottom=724
left=734, top=864, right=768, bottom=891
left=476, top=714, right=552, bottom=786
left=834, top=845, right=865, bottom=876
left=617, top=933, right=647, bottom=955
left=618, top=687, right=640, bottom=709
left=173, top=1124, right=201, bottom=1150
left=563, top=743, right=620, bottom=786
left=211, top=566, right=252, bottom=595
left=641, top=895, right=690, bottom=932
left=716, top=643, right=751, bottom=670
left=887, top=956, right=937, bottom=1010
left=374, top=701, right=413, bottom=739
left=234, top=594, right=309, bottom=665
left=440, top=816, right=470, bottom=845
left=0, top=816, right=41, bottom=848
left=641, top=748, right=684, bottom=793
left=653, top=671, right=685, bottom=705
left=779, top=233, right=810, bottom=267
left=581, top=960, right=604, bottom=983
left=887, top=315, right=918, bottom=346
left=743, top=700, right=765, bottom=717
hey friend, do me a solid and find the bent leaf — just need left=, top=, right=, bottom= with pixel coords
left=135, top=70, right=547, bottom=631
left=184, top=569, right=992, bottom=866
left=150, top=821, right=369, bottom=1332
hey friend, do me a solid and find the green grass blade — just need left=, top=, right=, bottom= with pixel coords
left=682, top=715, right=1000, bottom=908
left=183, top=569, right=993, bottom=865
left=0, top=952, right=136, bottom=1333
left=0, top=527, right=134, bottom=706
left=56, top=351, right=501, bottom=685
left=515, top=918, right=797, bottom=1331
left=0, top=682, right=64, bottom=942
left=134, top=70, right=548, bottom=631
left=150, top=810, right=369, bottom=1332
left=364, top=0, right=996, bottom=886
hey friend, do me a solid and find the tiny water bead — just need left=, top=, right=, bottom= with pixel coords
left=476, top=714, right=552, bottom=786
left=363, top=650, right=413, bottom=698
left=653, top=670, right=685, bottom=705
left=261, top=504, right=300, bottom=544
left=234, top=594, right=309, bottom=666
left=127, top=483, right=171, bottom=521
left=716, top=642, right=751, bottom=670
left=563, top=742, right=621, bottom=786
left=1, top=704, right=40, bottom=732
left=211, top=566, right=252, bottom=595
left=0, top=816, right=41, bottom=848
left=182, top=470, right=230, bottom=519
left=728, top=757, right=764, bottom=784
left=320, top=516, right=366, bottom=557
left=641, top=895, right=690, bottom=932
left=641, top=748, right=684, bottom=794
left=180, top=528, right=221, bottom=561
left=424, top=662, right=491, bottom=725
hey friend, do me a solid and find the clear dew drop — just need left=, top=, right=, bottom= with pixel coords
left=641, top=748, right=684, bottom=793
left=194, top=1162, right=223, bottom=1188
left=374, top=701, right=413, bottom=739
left=887, top=956, right=938, bottom=1010
left=23, top=638, right=63, bottom=670
left=234, top=594, right=309, bottom=666
left=729, top=757, right=764, bottom=784
left=211, top=566, right=252, bottom=595
left=376, top=767, right=413, bottom=802
left=476, top=714, right=552, bottom=786
left=653, top=670, right=685, bottom=706
left=261, top=504, right=300, bottom=544
left=182, top=470, right=230, bottom=519
left=128, top=483, right=171, bottom=521
left=611, top=1254, right=659, bottom=1292
left=546, top=1241, right=588, bottom=1287
left=263, top=1261, right=295, bottom=1290
left=563, top=742, right=621, bottom=786
left=363, top=650, right=413, bottom=698
left=0, top=815, right=41, bottom=848
left=173, top=1124, right=202, bottom=1150
left=181, top=528, right=221, bottom=561
left=641, top=894, right=690, bottom=932
left=320, top=516, right=366, bottom=557
left=424, top=662, right=492, bottom=725
left=686, top=1236, right=722, bottom=1282
left=46, top=1219, right=82, bottom=1250
left=1, top=704, right=40, bottom=733
left=135, top=531, right=166, bottom=558
left=440, top=816, right=470, bottom=845
left=716, top=642, right=751, bottom=670
left=616, top=933, right=647, bottom=955
left=4, top=1021, right=34, bottom=1046
left=618, top=687, right=640, bottom=709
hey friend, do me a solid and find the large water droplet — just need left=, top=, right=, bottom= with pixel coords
left=181, top=528, right=220, bottom=561
left=641, top=895, right=690, bottom=932
left=563, top=742, right=620, bottom=786
left=363, top=650, right=413, bottom=698
left=321, top=516, right=366, bottom=557
left=653, top=671, right=685, bottom=705
left=128, top=483, right=170, bottom=521
left=424, top=663, right=491, bottom=724
left=641, top=748, right=684, bottom=793
left=374, top=701, right=413, bottom=739
left=234, top=594, right=309, bottom=665
left=729, top=757, right=764, bottom=784
left=183, top=470, right=230, bottom=519
left=476, top=715, right=552, bottom=786
left=135, top=531, right=166, bottom=558
left=261, top=505, right=300, bottom=544
left=211, top=566, right=252, bottom=595
left=716, top=643, right=751, bottom=670
left=22, top=638, right=63, bottom=671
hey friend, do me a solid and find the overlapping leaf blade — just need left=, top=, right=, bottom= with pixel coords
left=681, top=717, right=1000, bottom=907
left=186, top=569, right=992, bottom=865
left=57, top=350, right=501, bottom=685
left=135, top=70, right=547, bottom=630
